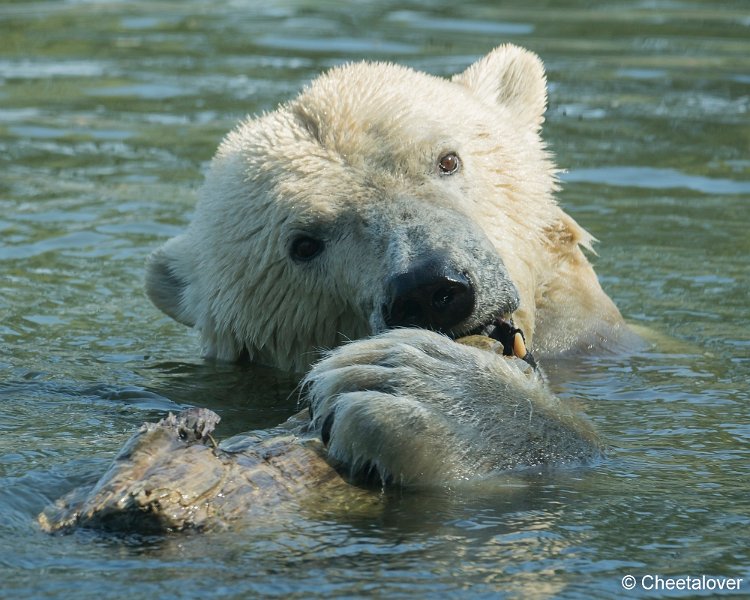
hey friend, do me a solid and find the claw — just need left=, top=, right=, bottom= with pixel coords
left=321, top=410, right=336, bottom=446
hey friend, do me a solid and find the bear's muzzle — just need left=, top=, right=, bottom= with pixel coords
left=382, top=254, right=475, bottom=333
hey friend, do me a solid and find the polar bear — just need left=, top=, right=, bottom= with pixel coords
left=40, top=45, right=633, bottom=533
left=144, top=44, right=630, bottom=485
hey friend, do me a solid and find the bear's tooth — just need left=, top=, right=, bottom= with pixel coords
left=512, top=332, right=527, bottom=359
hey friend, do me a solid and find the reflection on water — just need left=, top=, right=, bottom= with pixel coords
left=563, top=166, right=750, bottom=195
left=1, top=0, right=748, bottom=597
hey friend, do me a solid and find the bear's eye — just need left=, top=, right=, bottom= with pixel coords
left=290, top=236, right=325, bottom=262
left=438, top=152, right=461, bottom=176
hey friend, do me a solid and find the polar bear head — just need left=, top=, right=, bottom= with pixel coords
left=147, top=44, right=578, bottom=371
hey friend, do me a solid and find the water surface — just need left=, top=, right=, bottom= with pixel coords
left=1, top=1, right=748, bottom=598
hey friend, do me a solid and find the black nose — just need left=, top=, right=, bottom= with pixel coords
left=383, top=258, right=475, bottom=332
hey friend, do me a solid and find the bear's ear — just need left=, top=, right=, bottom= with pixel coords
left=452, top=44, right=547, bottom=129
left=145, top=236, right=196, bottom=327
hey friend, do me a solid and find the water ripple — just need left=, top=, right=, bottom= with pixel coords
left=563, top=166, right=750, bottom=195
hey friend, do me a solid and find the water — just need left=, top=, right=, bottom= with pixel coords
left=1, top=0, right=748, bottom=598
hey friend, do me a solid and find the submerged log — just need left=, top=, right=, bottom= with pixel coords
left=38, top=408, right=376, bottom=533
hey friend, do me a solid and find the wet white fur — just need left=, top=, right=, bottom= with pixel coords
left=304, top=329, right=602, bottom=485
left=146, top=44, right=625, bottom=372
